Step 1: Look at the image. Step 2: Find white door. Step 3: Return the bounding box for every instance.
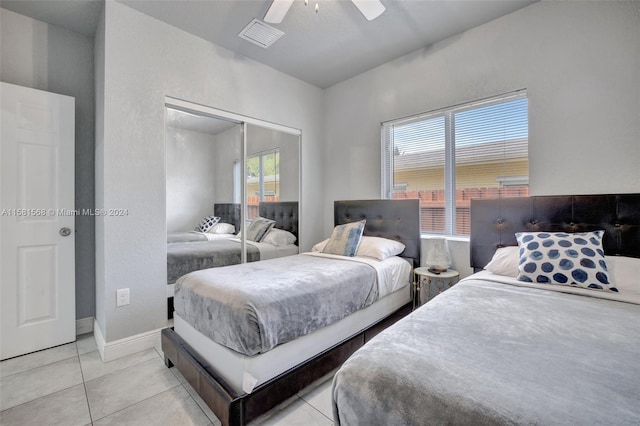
[1,82,75,360]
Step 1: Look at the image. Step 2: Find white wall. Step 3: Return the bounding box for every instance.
[166,127,217,233]
[0,8,97,320]
[323,1,640,277]
[95,1,324,342]
[213,125,242,203]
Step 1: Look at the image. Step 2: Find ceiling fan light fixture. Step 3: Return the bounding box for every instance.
[264,0,295,24]
[351,0,386,21]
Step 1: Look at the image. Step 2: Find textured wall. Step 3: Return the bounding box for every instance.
[96,1,324,342]
[0,8,97,320]
[323,1,640,277]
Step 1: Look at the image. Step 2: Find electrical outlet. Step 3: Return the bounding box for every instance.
[116,288,130,307]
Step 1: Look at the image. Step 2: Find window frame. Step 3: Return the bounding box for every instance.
[381,90,528,236]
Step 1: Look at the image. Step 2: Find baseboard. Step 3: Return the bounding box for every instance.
[76,317,94,335]
[93,319,106,361]
[93,320,163,362]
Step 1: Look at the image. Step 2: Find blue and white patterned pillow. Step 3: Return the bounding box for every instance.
[322,220,366,257]
[515,230,617,292]
[194,216,220,233]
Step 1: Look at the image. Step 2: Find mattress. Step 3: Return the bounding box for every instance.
[332,273,640,425]
[174,254,410,356]
[174,284,410,393]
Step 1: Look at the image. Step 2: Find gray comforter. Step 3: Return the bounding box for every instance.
[333,277,640,426]
[167,240,260,284]
[174,254,379,356]
[167,232,209,243]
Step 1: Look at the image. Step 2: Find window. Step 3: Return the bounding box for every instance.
[382,91,528,236]
[246,149,280,219]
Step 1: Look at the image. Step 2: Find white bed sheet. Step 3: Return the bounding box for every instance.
[472,269,640,305]
[174,283,410,393]
[203,233,235,241]
[303,252,411,297]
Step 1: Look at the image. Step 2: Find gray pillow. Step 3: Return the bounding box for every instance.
[322,220,366,257]
[246,217,276,242]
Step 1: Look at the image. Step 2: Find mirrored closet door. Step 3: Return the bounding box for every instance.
[164,98,300,290]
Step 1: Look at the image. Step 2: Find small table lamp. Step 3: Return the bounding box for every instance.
[424,237,450,274]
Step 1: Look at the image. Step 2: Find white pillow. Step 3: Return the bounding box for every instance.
[312,236,405,260]
[262,228,297,246]
[357,236,405,260]
[207,222,235,234]
[484,246,520,277]
[312,238,329,252]
[606,256,640,295]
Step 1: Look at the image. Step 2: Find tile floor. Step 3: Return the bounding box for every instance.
[0,333,335,426]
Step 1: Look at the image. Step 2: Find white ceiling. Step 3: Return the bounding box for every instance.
[0,0,537,89]
[0,0,103,36]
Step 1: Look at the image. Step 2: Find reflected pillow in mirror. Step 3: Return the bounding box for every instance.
[208,222,235,234]
[246,217,276,242]
[195,216,220,233]
[262,228,297,246]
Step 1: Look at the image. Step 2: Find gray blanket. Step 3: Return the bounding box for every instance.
[332,277,640,426]
[167,240,260,284]
[174,254,379,356]
[167,232,208,243]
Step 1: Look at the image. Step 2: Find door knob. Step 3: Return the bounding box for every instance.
[59,227,71,237]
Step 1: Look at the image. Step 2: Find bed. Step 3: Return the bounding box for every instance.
[167,202,299,285]
[167,203,241,244]
[332,193,640,426]
[166,201,299,318]
[161,199,421,426]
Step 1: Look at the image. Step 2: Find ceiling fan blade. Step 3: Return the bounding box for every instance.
[264,0,294,24]
[351,0,385,21]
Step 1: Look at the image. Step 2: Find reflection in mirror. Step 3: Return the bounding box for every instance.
[165,107,244,318]
[166,108,241,234]
[245,124,300,221]
[164,104,301,318]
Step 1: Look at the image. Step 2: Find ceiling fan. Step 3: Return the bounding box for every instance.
[264,0,386,23]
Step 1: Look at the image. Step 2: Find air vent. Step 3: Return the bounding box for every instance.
[238,19,284,48]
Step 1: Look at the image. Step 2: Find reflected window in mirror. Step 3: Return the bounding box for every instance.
[247,148,280,220]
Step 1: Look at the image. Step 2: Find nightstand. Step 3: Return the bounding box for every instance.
[413,267,460,308]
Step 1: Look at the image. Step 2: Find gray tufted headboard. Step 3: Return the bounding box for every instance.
[470,194,640,272]
[259,201,299,245]
[214,203,241,233]
[334,199,421,268]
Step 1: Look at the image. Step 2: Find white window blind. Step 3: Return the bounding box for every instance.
[382,91,528,236]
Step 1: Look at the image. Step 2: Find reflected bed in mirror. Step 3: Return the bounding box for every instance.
[166,202,299,318]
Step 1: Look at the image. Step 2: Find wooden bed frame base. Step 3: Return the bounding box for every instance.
[161,302,412,426]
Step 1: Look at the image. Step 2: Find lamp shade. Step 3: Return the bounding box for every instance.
[424,238,450,273]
